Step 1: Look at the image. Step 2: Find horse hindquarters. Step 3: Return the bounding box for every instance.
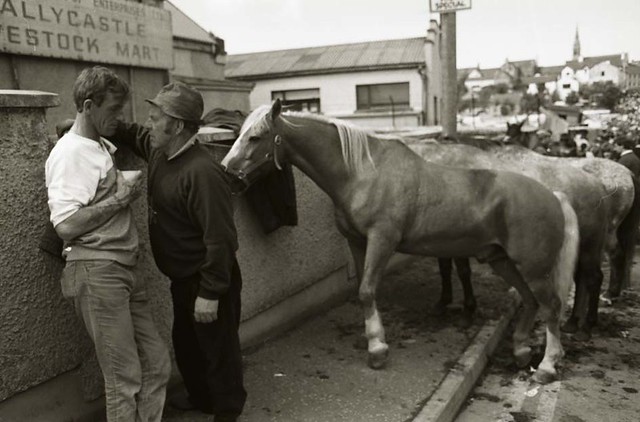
[533,192,580,383]
[609,175,640,298]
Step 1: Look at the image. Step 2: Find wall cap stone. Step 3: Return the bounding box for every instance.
[0,90,60,109]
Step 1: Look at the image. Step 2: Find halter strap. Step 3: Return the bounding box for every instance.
[225,133,285,194]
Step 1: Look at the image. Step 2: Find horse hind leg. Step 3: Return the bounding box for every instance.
[454,257,475,328]
[488,258,539,368]
[529,281,565,384]
[433,258,454,315]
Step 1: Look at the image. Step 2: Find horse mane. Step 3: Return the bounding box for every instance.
[238,105,272,140]
[280,111,376,174]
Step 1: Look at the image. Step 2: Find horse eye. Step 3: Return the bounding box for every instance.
[249,136,260,142]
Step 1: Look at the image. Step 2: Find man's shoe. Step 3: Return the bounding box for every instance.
[167,392,197,411]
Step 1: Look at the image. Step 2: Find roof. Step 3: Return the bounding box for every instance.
[165,1,213,44]
[538,65,565,76]
[565,54,626,70]
[226,37,427,80]
[522,74,557,84]
[545,104,583,115]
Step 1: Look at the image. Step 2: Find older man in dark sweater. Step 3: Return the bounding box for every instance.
[618,137,640,179]
[110,82,246,422]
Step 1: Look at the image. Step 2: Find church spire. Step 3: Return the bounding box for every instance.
[573,26,581,61]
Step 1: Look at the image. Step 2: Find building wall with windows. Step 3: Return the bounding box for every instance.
[248,69,423,128]
[227,22,442,129]
[589,61,623,85]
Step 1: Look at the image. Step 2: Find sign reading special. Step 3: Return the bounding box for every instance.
[0,0,173,69]
[429,0,472,13]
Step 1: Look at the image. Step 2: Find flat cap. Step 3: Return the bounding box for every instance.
[146,82,203,123]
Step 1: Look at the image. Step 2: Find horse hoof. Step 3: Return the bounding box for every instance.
[368,348,389,369]
[573,329,592,342]
[561,319,578,334]
[514,347,532,368]
[532,368,557,384]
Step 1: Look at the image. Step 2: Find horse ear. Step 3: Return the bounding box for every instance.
[270,99,282,121]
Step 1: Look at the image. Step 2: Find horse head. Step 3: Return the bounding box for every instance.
[221,99,285,194]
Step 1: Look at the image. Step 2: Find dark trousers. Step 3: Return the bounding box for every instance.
[170,260,246,416]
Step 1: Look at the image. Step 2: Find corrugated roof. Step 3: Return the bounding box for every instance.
[165,1,212,44]
[226,38,426,79]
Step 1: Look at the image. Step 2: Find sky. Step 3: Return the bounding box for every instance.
[168,0,640,69]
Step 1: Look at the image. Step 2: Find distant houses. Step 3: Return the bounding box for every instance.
[224,25,635,128]
[458,29,635,103]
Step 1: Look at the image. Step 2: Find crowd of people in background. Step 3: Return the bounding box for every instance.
[529,129,639,161]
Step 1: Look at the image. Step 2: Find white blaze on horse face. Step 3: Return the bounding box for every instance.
[222,106,272,169]
[221,135,245,168]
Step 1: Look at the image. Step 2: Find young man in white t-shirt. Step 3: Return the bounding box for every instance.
[45,66,170,422]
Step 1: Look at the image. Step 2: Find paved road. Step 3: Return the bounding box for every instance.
[162,256,513,422]
[456,251,640,422]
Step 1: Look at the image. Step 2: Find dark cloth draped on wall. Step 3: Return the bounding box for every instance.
[203,108,298,234]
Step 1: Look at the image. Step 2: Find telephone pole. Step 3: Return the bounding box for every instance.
[429,0,471,139]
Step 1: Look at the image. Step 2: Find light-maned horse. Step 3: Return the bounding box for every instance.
[407,139,611,340]
[222,100,580,383]
[505,129,640,325]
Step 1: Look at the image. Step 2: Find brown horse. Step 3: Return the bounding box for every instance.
[222,100,579,383]
[408,140,611,340]
[489,131,640,333]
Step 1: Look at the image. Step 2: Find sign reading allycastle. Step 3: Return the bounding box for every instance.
[0,0,173,69]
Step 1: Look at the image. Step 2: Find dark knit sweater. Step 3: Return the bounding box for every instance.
[111,122,238,300]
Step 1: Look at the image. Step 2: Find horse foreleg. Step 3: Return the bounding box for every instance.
[488,258,539,368]
[454,258,475,328]
[433,258,454,315]
[358,234,397,370]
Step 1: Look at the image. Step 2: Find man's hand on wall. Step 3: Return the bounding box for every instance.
[194,297,219,323]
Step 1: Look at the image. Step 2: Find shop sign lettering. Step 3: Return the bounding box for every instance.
[0,0,173,69]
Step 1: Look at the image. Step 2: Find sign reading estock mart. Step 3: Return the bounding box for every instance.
[429,0,472,13]
[0,0,173,69]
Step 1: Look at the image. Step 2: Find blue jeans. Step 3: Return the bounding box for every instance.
[61,260,171,422]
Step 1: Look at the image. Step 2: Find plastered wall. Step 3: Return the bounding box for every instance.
[0,90,349,405]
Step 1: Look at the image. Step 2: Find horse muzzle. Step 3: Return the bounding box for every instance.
[223,155,275,195]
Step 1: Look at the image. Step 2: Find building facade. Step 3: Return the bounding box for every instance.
[0,0,251,135]
[225,20,443,128]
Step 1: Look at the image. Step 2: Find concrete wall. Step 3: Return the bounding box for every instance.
[0,55,169,137]
[0,90,350,414]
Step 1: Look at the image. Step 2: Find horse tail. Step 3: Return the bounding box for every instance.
[552,191,580,314]
[616,175,640,289]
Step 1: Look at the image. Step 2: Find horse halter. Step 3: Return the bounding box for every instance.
[225,134,284,195]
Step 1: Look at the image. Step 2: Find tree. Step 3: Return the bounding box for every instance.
[520,93,540,113]
[565,91,580,105]
[579,81,623,110]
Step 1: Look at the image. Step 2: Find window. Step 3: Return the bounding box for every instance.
[272,89,320,113]
[562,83,571,89]
[356,82,410,111]
[601,71,606,76]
